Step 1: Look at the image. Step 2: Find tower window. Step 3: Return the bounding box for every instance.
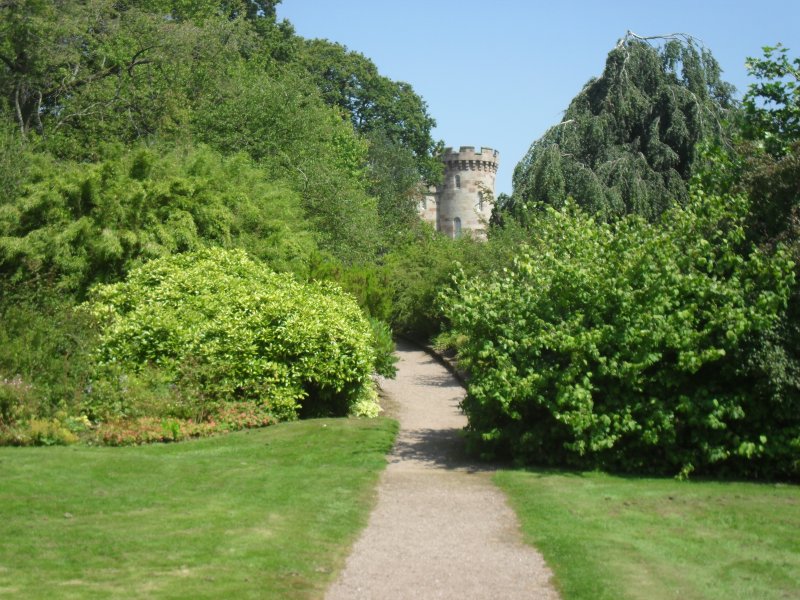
[455,175,461,189]
[454,217,462,238]
[478,192,484,211]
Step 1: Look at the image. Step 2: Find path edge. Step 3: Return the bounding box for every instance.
[394,334,469,386]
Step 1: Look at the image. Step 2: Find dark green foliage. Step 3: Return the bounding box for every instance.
[0,145,316,294]
[366,131,428,248]
[1,1,385,265]
[368,318,399,379]
[121,0,283,23]
[0,117,31,200]
[0,283,97,423]
[512,34,735,222]
[695,46,800,461]
[696,45,800,251]
[308,253,393,322]
[734,45,800,255]
[0,1,286,151]
[298,39,443,184]
[385,225,469,339]
[192,62,381,263]
[442,194,797,479]
[1,0,192,145]
[384,222,526,339]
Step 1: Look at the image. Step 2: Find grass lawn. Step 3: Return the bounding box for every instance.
[496,469,800,600]
[0,418,397,599]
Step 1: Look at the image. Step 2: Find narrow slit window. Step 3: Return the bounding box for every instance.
[454,217,462,238]
[455,175,461,189]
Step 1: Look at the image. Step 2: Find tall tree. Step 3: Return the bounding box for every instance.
[298,39,442,184]
[365,130,425,247]
[738,44,800,248]
[696,45,800,412]
[511,33,736,222]
[192,61,381,263]
[0,0,166,138]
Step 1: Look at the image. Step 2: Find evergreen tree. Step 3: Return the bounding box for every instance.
[512,33,736,222]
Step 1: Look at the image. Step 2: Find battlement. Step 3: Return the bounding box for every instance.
[442,146,500,164]
[442,146,499,173]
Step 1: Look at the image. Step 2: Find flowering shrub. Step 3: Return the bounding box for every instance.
[90,401,277,446]
[0,376,34,426]
[214,401,276,431]
[0,400,278,447]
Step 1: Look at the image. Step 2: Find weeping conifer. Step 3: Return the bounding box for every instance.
[512,33,736,222]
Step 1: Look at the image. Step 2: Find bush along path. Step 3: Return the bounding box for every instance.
[326,340,559,599]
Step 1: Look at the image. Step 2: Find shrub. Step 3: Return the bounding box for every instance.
[309,253,394,323]
[385,221,527,340]
[442,193,798,479]
[0,377,36,427]
[0,412,86,446]
[0,145,317,294]
[83,248,379,421]
[386,225,472,338]
[0,283,97,421]
[368,318,399,378]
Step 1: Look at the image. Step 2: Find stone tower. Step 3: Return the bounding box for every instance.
[420,146,500,239]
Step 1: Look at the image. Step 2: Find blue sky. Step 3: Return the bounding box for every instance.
[278,1,800,195]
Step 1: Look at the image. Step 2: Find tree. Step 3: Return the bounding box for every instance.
[512,33,735,222]
[365,130,425,248]
[695,45,800,418]
[735,44,800,249]
[192,61,381,263]
[740,44,800,155]
[0,0,285,155]
[298,39,442,184]
[0,0,165,138]
[113,0,281,23]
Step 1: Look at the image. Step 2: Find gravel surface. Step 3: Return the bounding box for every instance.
[326,340,559,599]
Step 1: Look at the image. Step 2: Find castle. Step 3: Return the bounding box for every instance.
[418,146,500,239]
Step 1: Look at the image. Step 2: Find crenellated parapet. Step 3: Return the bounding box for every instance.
[417,143,499,240]
[441,146,500,174]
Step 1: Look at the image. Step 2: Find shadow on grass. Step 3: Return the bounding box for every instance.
[495,462,800,489]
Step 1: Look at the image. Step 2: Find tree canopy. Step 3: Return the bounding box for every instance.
[510,33,736,223]
[298,39,442,185]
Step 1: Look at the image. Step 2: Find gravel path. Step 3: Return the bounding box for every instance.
[325,340,559,599]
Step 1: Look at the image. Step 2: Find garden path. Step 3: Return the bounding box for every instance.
[325,340,559,599]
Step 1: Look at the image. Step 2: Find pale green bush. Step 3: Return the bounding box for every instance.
[83,248,379,420]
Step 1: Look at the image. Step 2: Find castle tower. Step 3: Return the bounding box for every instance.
[437,146,499,239]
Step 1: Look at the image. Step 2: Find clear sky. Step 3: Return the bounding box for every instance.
[277,1,800,195]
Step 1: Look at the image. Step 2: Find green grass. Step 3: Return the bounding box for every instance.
[0,418,397,599]
[496,470,800,600]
